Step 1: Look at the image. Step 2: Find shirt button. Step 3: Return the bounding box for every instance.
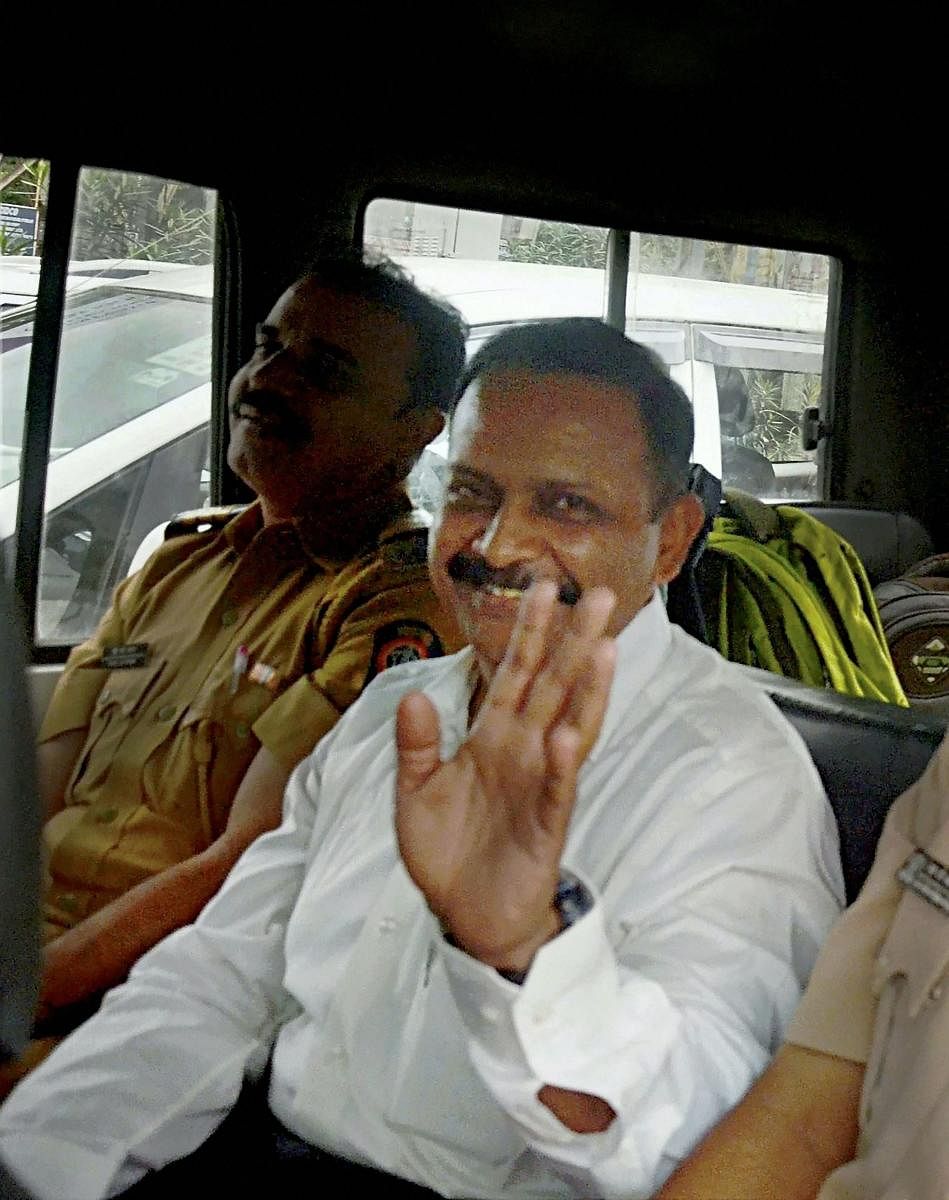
[94,807,119,824]
[221,608,239,627]
[930,983,943,1003]
[58,894,79,913]
[479,1004,501,1024]
[234,721,250,739]
[531,1005,553,1026]
[377,917,399,934]
[157,703,177,721]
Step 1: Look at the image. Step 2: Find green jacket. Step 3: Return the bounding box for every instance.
[698,491,908,706]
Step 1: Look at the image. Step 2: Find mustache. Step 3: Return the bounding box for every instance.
[446,553,580,606]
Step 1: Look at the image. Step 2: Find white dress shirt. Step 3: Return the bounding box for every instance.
[0,593,844,1200]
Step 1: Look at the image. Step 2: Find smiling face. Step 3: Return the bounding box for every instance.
[227,276,440,525]
[429,368,704,682]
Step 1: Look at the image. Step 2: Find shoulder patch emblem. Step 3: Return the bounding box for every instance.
[367,621,444,682]
[381,531,429,570]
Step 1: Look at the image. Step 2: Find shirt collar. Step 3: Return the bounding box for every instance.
[426,589,672,761]
[222,501,265,552]
[593,589,671,753]
[222,495,416,569]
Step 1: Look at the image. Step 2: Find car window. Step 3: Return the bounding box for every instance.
[365,199,834,511]
[0,159,218,647]
[1,287,212,483]
[35,426,210,643]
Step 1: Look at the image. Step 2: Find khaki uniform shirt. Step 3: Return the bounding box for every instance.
[40,500,460,938]
[788,729,949,1200]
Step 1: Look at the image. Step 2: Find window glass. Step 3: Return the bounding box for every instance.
[364,200,608,514]
[365,201,834,514]
[0,161,217,645]
[627,235,831,500]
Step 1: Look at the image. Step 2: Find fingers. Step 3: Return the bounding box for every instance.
[560,635,617,761]
[481,580,559,714]
[520,585,616,730]
[395,691,443,798]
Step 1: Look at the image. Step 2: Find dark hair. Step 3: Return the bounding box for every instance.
[455,317,694,510]
[302,250,467,414]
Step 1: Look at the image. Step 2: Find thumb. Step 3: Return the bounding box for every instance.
[396,691,443,797]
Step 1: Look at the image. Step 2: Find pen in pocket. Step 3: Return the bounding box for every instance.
[230,644,250,695]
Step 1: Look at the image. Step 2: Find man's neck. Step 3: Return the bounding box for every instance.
[259,484,411,559]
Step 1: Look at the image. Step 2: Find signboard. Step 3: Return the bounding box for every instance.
[0,204,38,252]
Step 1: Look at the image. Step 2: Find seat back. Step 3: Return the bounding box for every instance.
[794,503,934,587]
[742,665,946,902]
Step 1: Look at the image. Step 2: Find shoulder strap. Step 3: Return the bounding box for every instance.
[163,504,249,540]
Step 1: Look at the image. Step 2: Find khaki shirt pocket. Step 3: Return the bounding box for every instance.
[862,884,949,1140]
[178,672,278,842]
[67,659,167,797]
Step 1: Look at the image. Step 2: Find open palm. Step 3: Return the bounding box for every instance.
[395,582,616,972]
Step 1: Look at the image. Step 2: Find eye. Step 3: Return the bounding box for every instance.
[444,478,496,510]
[546,491,603,523]
[298,354,352,394]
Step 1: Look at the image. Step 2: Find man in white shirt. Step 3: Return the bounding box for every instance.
[0,317,844,1200]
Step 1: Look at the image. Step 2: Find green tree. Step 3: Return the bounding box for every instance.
[72,171,214,264]
[506,221,607,268]
[0,157,49,255]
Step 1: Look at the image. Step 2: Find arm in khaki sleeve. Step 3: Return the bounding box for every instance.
[38,729,86,822]
[254,571,461,769]
[38,746,290,1017]
[655,1043,864,1200]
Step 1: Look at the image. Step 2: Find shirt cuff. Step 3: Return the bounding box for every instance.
[441,899,620,1074]
[440,873,680,1117]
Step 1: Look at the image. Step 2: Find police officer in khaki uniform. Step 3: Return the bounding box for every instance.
[656,731,949,1200]
[16,252,466,1070]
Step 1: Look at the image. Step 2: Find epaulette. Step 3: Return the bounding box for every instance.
[164,505,249,540]
[377,509,431,569]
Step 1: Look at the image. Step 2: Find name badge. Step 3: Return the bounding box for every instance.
[898,849,949,916]
[99,643,150,670]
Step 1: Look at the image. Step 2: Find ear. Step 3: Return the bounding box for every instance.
[652,492,706,587]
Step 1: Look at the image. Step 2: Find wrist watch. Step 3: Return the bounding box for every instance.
[497,870,593,985]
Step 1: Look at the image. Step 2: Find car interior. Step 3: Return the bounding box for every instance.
[2,9,947,1186]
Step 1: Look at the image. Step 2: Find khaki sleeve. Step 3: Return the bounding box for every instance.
[788,731,949,1062]
[253,569,461,770]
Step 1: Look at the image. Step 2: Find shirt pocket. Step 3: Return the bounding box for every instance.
[863,884,949,1133]
[178,672,278,840]
[69,659,167,794]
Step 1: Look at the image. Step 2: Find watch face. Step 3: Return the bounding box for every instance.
[555,873,593,928]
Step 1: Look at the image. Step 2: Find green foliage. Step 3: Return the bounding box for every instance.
[72,171,214,264]
[0,160,214,265]
[0,157,48,255]
[506,221,607,268]
[739,369,821,462]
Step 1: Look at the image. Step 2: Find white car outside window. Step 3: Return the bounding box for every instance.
[0,265,213,643]
[398,256,829,515]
